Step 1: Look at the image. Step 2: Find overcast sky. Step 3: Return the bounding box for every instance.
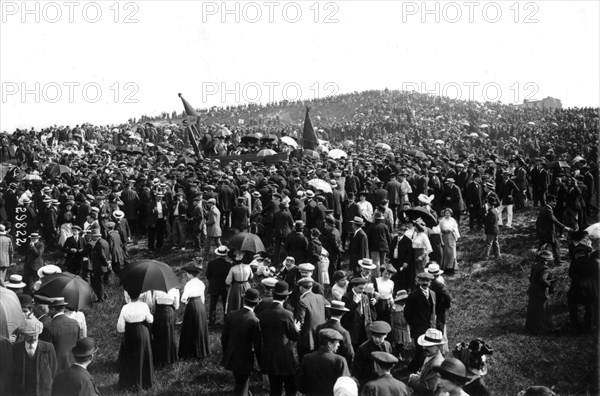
[1,0,598,131]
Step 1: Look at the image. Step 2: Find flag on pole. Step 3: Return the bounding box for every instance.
[178,93,199,117]
[302,107,318,150]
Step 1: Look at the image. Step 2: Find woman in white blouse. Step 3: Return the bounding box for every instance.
[178,265,210,359]
[151,288,180,366]
[412,219,433,273]
[116,290,154,391]
[357,191,374,223]
[225,251,253,314]
[374,264,396,323]
[439,208,461,275]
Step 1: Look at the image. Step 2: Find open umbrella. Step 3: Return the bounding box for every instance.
[405,150,428,160]
[572,155,585,163]
[280,136,298,148]
[0,287,24,338]
[328,149,348,159]
[23,173,42,181]
[316,145,329,153]
[375,143,392,151]
[261,134,278,142]
[403,207,437,228]
[469,132,479,138]
[100,142,116,152]
[175,156,196,166]
[584,223,600,240]
[527,121,536,126]
[38,272,94,311]
[343,140,355,146]
[308,178,333,194]
[241,134,260,144]
[479,124,489,129]
[257,149,277,158]
[434,139,444,144]
[303,149,320,159]
[214,128,231,138]
[120,260,179,295]
[228,232,265,253]
[45,164,71,178]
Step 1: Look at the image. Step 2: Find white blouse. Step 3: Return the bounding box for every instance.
[357,200,373,222]
[117,301,154,333]
[375,277,394,301]
[439,216,460,240]
[411,232,433,254]
[181,277,205,304]
[153,288,181,310]
[65,311,87,338]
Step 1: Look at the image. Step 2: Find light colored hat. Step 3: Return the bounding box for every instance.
[298,263,315,272]
[18,316,44,336]
[333,376,358,396]
[37,265,62,279]
[418,328,446,346]
[0,224,6,235]
[394,290,409,302]
[214,245,229,256]
[418,194,435,205]
[113,210,125,219]
[305,190,315,198]
[358,258,376,270]
[207,198,217,204]
[6,274,26,289]
[328,300,350,312]
[261,277,278,288]
[426,263,444,276]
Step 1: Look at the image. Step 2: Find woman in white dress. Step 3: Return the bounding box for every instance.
[374,264,396,323]
[439,208,460,275]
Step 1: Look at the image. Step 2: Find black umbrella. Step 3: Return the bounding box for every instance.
[38,272,94,311]
[228,232,265,253]
[403,207,437,228]
[120,260,179,296]
[241,134,260,144]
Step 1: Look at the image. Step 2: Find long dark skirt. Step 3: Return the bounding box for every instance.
[179,297,210,359]
[429,233,443,264]
[118,321,154,391]
[526,296,554,334]
[152,304,178,366]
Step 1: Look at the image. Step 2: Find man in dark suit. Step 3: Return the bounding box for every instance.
[297,329,350,396]
[221,289,263,396]
[51,337,100,396]
[40,297,80,372]
[341,277,374,350]
[205,245,232,326]
[86,230,111,303]
[367,212,392,276]
[497,172,518,229]
[536,194,571,266]
[284,221,309,264]
[352,321,393,389]
[258,281,299,396]
[342,192,361,245]
[304,190,318,230]
[12,316,58,396]
[119,180,140,230]
[295,277,328,360]
[530,158,548,207]
[315,300,354,366]
[442,178,463,225]
[146,192,168,251]
[465,172,484,231]
[404,272,437,373]
[390,224,416,293]
[385,174,403,226]
[272,202,294,266]
[362,352,410,396]
[62,226,86,275]
[170,192,188,250]
[321,216,344,281]
[347,216,369,275]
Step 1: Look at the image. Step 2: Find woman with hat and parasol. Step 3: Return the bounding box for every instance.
[526,250,557,334]
[116,288,154,391]
[178,265,210,360]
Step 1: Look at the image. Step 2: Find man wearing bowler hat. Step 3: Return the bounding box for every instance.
[221,288,263,396]
[352,321,393,389]
[258,281,299,396]
[316,300,354,366]
[41,297,81,372]
[362,351,410,396]
[51,337,100,396]
[404,272,437,373]
[348,216,369,275]
[297,329,350,396]
[12,316,58,396]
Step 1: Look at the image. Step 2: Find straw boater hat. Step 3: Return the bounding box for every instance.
[394,290,409,302]
[426,263,444,276]
[6,274,26,289]
[18,316,44,336]
[350,216,365,226]
[327,300,350,313]
[214,245,229,256]
[418,328,447,347]
[113,210,125,219]
[358,258,376,270]
[37,264,62,279]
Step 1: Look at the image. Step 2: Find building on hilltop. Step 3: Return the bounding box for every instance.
[520,97,563,110]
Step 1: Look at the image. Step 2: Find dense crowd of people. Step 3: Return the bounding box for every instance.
[0,89,598,395]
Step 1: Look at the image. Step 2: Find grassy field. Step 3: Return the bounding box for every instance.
[20,208,599,396]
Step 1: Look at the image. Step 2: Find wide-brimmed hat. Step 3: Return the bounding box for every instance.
[537,250,554,261]
[30,233,41,239]
[394,290,409,302]
[435,357,469,385]
[243,288,260,304]
[373,212,384,220]
[113,210,125,219]
[426,263,444,276]
[18,316,44,336]
[214,245,229,256]
[37,264,62,279]
[72,337,99,357]
[0,224,6,235]
[358,258,376,270]
[273,281,292,296]
[350,216,365,226]
[418,328,446,346]
[305,190,315,198]
[328,300,350,313]
[445,178,455,184]
[182,265,201,275]
[6,274,26,289]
